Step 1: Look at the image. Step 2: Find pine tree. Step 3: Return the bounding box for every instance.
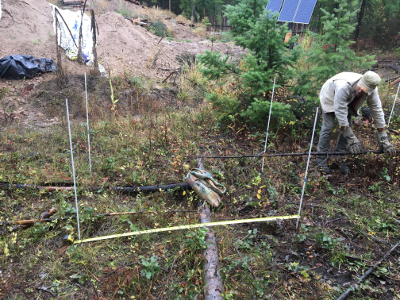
[198,0,300,126]
[225,0,300,94]
[295,0,376,97]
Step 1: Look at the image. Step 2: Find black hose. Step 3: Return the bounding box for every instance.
[190,149,388,159]
[106,183,190,193]
[0,182,191,194]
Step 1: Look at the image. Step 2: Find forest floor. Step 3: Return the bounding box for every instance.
[1,1,400,300]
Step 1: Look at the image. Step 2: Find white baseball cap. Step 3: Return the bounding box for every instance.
[357,71,381,93]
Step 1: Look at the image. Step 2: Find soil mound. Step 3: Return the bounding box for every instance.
[0,0,244,79]
[0,0,179,79]
[95,11,179,78]
[0,0,245,128]
[0,0,56,61]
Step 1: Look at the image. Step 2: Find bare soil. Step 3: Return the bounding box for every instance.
[0,0,244,128]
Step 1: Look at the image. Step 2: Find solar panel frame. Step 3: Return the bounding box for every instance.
[293,0,317,24]
[266,0,284,14]
[278,0,300,22]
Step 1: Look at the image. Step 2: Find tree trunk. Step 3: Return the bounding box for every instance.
[199,204,224,300]
[191,0,194,24]
[169,0,171,12]
[354,0,366,42]
[90,9,100,76]
[197,159,224,300]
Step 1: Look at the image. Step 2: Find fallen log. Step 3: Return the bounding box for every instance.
[384,75,400,83]
[391,76,400,86]
[62,1,83,6]
[160,68,180,71]
[388,128,400,135]
[197,159,224,300]
[131,18,148,26]
[162,70,179,83]
[125,0,141,4]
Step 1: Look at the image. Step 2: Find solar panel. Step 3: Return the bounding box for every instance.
[278,0,300,22]
[293,0,317,24]
[266,0,284,14]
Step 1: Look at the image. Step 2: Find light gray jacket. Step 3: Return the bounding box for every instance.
[319,72,386,128]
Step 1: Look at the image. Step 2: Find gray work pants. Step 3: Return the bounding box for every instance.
[316,111,352,166]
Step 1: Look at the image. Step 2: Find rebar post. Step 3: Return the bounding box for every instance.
[84,73,92,172]
[66,99,81,240]
[388,82,400,126]
[296,107,319,229]
[262,77,276,173]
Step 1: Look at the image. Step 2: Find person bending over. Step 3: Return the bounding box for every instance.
[316,71,396,174]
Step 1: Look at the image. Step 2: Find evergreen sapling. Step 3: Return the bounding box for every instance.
[198,0,300,127]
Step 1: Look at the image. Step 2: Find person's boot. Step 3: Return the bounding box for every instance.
[316,157,331,175]
[320,165,332,175]
[339,161,350,175]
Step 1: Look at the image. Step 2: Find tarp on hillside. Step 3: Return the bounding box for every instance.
[51,5,106,76]
[51,5,94,62]
[0,55,56,79]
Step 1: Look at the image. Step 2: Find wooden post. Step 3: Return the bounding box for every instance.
[55,14,66,88]
[77,0,89,64]
[90,9,100,75]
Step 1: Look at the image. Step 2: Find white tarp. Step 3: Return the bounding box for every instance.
[51,5,106,76]
[51,5,94,62]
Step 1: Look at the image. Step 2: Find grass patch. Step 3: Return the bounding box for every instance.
[1,69,400,299]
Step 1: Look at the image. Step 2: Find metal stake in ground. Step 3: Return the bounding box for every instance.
[84,73,92,172]
[388,82,400,126]
[66,99,81,240]
[262,77,276,173]
[296,107,319,229]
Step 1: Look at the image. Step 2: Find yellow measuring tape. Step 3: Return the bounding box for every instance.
[74,215,299,244]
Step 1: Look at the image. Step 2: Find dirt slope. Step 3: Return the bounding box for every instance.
[0,0,244,78]
[0,0,56,60]
[95,11,179,78]
[0,0,244,128]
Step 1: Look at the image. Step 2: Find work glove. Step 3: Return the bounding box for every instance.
[342,128,363,154]
[377,131,396,157]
